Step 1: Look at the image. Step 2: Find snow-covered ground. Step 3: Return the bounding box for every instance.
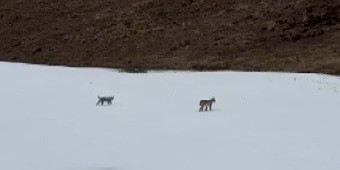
[0,62,339,170]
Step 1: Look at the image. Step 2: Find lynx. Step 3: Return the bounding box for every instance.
[96,96,114,106]
[199,97,216,112]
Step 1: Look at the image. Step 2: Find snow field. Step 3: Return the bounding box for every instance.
[0,62,339,170]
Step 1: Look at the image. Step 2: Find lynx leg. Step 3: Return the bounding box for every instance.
[199,106,204,112]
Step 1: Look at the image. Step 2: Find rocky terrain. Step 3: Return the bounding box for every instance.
[0,0,339,74]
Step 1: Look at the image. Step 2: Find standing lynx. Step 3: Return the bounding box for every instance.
[199,97,216,112]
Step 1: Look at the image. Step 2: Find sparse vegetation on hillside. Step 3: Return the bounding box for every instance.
[0,0,339,74]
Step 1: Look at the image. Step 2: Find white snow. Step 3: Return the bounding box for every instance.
[0,62,339,170]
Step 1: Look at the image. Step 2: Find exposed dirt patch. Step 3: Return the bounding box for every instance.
[0,0,339,74]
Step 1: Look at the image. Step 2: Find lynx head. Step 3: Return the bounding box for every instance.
[211,97,216,103]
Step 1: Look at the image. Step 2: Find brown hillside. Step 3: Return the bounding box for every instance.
[0,0,339,74]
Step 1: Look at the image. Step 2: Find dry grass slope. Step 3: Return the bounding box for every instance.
[0,0,339,74]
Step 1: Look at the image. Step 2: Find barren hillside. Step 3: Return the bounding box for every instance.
[0,0,339,74]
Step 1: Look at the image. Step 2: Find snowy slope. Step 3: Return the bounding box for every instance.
[0,62,339,170]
